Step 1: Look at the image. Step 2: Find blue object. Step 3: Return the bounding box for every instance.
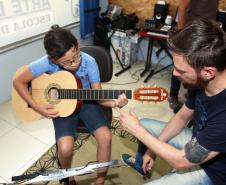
[79,0,100,38]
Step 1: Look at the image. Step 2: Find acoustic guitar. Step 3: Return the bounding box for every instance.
[12,66,168,122]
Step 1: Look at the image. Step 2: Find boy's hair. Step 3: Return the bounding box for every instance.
[168,19,226,72]
[44,25,78,59]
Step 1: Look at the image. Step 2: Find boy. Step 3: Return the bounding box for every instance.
[13,25,128,185]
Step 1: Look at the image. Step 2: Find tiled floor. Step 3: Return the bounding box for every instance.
[0,61,182,184]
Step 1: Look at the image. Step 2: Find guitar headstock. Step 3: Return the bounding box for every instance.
[133,87,168,102]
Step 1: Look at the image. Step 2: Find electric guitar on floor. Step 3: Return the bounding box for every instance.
[12,66,168,122]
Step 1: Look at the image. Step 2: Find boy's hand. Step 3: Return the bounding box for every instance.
[33,104,59,119]
[114,93,128,108]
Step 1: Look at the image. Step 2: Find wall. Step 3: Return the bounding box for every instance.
[0,0,108,104]
[109,0,226,22]
[0,0,80,48]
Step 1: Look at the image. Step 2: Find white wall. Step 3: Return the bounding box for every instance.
[0,0,80,48]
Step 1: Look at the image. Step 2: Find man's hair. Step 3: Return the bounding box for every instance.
[168,19,226,72]
[44,25,78,59]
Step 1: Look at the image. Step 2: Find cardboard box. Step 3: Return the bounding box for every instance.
[110,31,139,66]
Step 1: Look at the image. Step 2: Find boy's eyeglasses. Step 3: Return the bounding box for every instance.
[58,53,81,68]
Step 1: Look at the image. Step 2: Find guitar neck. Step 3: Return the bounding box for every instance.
[58,89,133,100]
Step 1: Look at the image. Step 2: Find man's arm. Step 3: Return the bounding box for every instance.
[116,106,219,170]
[142,104,194,171]
[135,123,219,169]
[177,0,191,29]
[158,104,193,142]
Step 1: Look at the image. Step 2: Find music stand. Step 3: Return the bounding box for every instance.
[106,30,131,76]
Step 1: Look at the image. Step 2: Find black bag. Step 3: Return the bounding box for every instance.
[93,17,111,50]
[111,13,138,30]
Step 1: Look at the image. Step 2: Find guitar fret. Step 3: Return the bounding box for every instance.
[75,89,78,99]
[104,90,107,99]
[109,90,113,99]
[90,89,94,100]
[95,89,97,99]
[127,90,132,99]
[100,90,103,99]
[61,89,63,99]
[66,89,69,99]
[87,89,89,100]
[79,89,82,100]
[114,90,118,98]
[87,89,90,100]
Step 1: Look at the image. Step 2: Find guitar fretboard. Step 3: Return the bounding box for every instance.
[58,89,133,100]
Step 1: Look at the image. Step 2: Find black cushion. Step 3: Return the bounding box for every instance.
[80,46,113,82]
[78,46,113,133]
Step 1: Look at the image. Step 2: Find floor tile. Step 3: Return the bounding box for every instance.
[0,118,14,138]
[0,100,21,126]
[9,144,52,183]
[0,176,8,184]
[18,118,55,146]
[0,128,47,181]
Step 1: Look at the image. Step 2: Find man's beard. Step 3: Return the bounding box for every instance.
[182,76,209,90]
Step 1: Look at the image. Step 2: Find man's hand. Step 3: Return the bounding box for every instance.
[33,104,59,119]
[142,150,156,174]
[115,107,142,136]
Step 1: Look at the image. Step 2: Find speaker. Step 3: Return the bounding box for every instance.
[217,10,226,31]
[154,3,169,23]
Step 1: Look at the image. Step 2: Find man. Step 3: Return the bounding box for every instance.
[168,0,219,113]
[118,19,226,185]
[13,25,128,185]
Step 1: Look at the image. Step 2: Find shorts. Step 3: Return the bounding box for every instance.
[52,101,110,140]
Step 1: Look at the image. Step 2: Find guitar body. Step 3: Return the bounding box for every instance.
[12,66,80,122]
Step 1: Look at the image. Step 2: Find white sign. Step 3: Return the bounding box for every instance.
[0,0,79,48]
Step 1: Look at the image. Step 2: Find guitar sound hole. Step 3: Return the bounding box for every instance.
[48,87,59,101]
